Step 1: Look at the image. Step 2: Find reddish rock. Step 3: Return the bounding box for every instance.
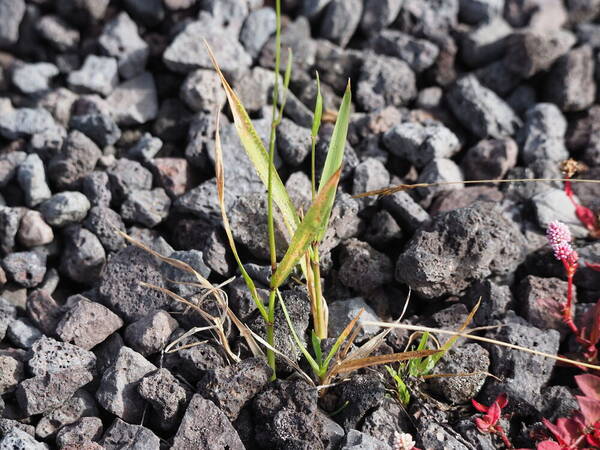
[151,157,190,197]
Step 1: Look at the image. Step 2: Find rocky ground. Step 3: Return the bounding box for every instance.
[0,0,600,449]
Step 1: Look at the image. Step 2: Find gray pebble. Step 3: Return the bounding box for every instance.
[48,130,102,190]
[459,0,504,24]
[81,171,112,207]
[138,368,189,431]
[68,55,119,97]
[0,0,26,46]
[0,429,48,450]
[56,416,103,448]
[0,105,57,140]
[240,7,277,58]
[179,69,226,113]
[7,318,42,348]
[127,132,163,161]
[277,118,311,167]
[11,63,59,95]
[60,225,106,283]
[124,310,178,356]
[17,210,54,248]
[36,14,79,52]
[461,138,518,180]
[36,389,98,439]
[40,192,91,227]
[320,0,363,48]
[107,72,158,126]
[370,30,439,73]
[328,297,381,342]
[17,153,52,207]
[2,251,46,288]
[99,418,159,450]
[360,0,403,36]
[98,12,149,79]
[120,188,171,228]
[107,158,153,202]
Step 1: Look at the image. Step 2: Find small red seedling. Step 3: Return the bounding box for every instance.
[472,393,515,448]
[537,374,600,449]
[561,160,600,239]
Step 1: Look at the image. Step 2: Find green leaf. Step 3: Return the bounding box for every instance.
[278,48,293,119]
[311,72,323,138]
[270,168,342,290]
[278,290,320,373]
[205,41,300,237]
[311,330,323,367]
[316,80,351,241]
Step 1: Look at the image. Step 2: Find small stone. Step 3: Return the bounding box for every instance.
[162,249,210,298]
[447,75,521,139]
[302,0,333,17]
[428,343,490,403]
[98,12,149,79]
[460,17,512,68]
[138,368,189,431]
[332,373,385,431]
[396,0,459,42]
[34,390,97,438]
[57,298,123,350]
[364,210,403,250]
[127,133,163,162]
[328,297,381,341]
[152,98,192,142]
[83,206,126,253]
[0,297,17,341]
[56,417,103,448]
[37,14,79,51]
[0,150,26,187]
[0,429,47,450]
[60,225,106,283]
[11,63,59,95]
[416,158,464,205]
[360,0,403,35]
[25,289,62,336]
[150,157,190,197]
[40,192,91,227]
[164,0,196,9]
[48,130,102,190]
[17,153,52,207]
[81,171,111,207]
[383,121,461,168]
[360,398,410,448]
[163,17,252,80]
[197,358,272,421]
[341,430,391,450]
[163,337,226,384]
[533,188,589,238]
[29,336,96,378]
[172,395,244,449]
[16,368,93,415]
[120,188,171,228]
[107,72,158,126]
[0,354,24,394]
[97,245,171,323]
[56,0,109,25]
[320,0,363,48]
[545,45,596,112]
[277,118,311,167]
[107,158,153,202]
[70,113,122,148]
[370,30,439,73]
[518,103,568,164]
[0,105,57,140]
[240,8,277,58]
[96,346,157,423]
[352,158,390,208]
[99,418,159,450]
[338,239,393,294]
[17,210,53,248]
[459,0,504,23]
[2,251,46,288]
[228,193,290,261]
[504,29,576,78]
[461,138,518,180]
[285,171,312,213]
[67,55,118,97]
[0,0,26,46]
[357,55,416,112]
[430,186,503,215]
[123,310,178,356]
[396,201,526,298]
[0,207,23,255]
[7,318,42,348]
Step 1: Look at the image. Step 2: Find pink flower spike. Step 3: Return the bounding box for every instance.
[552,242,574,262]
[546,221,572,247]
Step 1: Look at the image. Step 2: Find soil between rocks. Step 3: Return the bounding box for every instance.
[0,0,599,449]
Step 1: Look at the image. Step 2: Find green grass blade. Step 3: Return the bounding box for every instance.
[311,72,323,138]
[278,290,320,372]
[278,48,293,120]
[214,113,268,321]
[270,168,341,290]
[311,330,323,367]
[205,41,300,236]
[316,80,351,241]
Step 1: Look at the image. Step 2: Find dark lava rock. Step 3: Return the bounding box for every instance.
[197,357,272,421]
[396,201,526,299]
[97,245,171,323]
[253,378,324,449]
[138,368,190,431]
[172,394,244,450]
[60,225,106,284]
[333,373,386,431]
[123,310,178,356]
[2,251,46,288]
[99,418,159,450]
[338,238,394,294]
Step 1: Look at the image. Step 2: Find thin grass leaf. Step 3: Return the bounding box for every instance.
[311,330,323,367]
[327,350,440,379]
[311,72,323,138]
[205,41,300,236]
[316,80,351,241]
[214,113,268,321]
[278,48,293,119]
[322,308,364,372]
[270,168,342,289]
[278,290,320,372]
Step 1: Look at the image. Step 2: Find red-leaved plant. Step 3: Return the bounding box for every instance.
[472,393,515,448]
[537,374,600,449]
